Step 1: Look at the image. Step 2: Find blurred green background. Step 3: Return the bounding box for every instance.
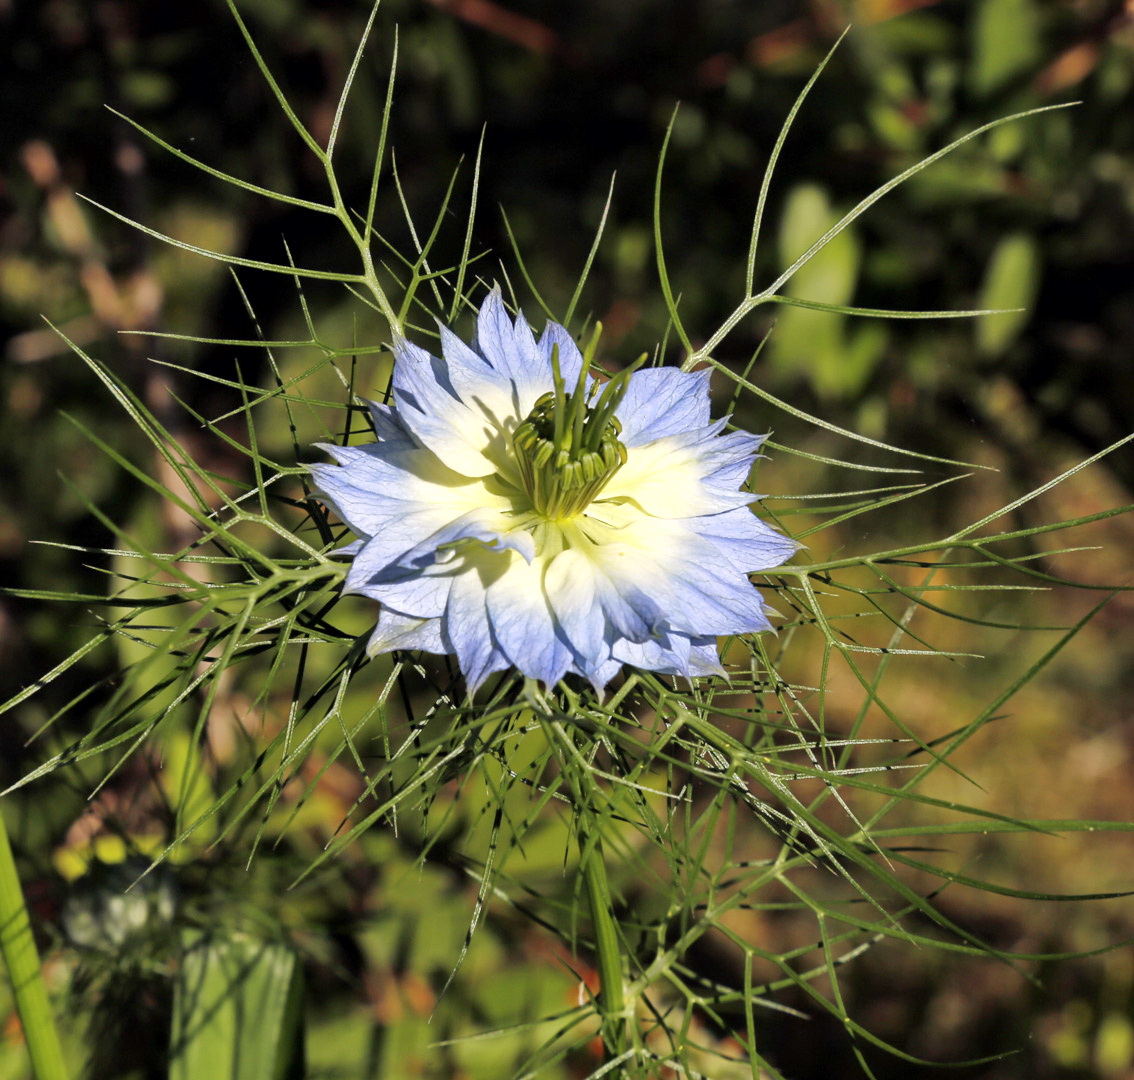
[2,0,1134,1077]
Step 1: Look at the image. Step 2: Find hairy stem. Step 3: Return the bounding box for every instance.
[0,809,68,1080]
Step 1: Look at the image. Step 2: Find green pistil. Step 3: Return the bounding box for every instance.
[512,327,645,520]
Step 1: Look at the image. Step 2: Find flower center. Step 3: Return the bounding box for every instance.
[513,394,626,519]
[511,326,644,521]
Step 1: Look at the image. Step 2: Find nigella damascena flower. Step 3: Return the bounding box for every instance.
[309,288,797,692]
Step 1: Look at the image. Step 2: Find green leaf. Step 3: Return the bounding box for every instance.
[970,0,1043,97]
[170,932,305,1080]
[977,232,1040,355]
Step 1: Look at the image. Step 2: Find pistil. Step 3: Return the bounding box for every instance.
[512,327,645,520]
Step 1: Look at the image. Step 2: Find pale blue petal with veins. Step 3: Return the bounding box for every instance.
[308,287,797,691]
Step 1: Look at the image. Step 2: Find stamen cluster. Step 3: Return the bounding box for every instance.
[512,329,642,520]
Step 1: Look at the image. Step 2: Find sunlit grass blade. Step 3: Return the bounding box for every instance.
[765,294,1023,319]
[105,107,334,214]
[763,102,1078,299]
[704,354,988,468]
[77,196,365,282]
[448,126,485,323]
[563,172,616,329]
[222,0,325,159]
[653,108,694,354]
[746,28,850,293]
[365,26,399,240]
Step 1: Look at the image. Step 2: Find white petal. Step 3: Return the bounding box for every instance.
[598,429,755,519]
[543,548,609,667]
[391,337,508,478]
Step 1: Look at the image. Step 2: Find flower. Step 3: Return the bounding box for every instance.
[309,288,796,692]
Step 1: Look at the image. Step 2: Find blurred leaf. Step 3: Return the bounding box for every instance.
[1096,1011,1134,1075]
[161,731,220,848]
[170,932,304,1080]
[977,231,1040,356]
[771,183,887,398]
[970,0,1043,97]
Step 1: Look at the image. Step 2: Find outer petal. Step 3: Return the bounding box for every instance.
[309,442,511,560]
[395,508,537,569]
[697,429,768,491]
[341,507,470,579]
[551,525,667,643]
[536,321,585,387]
[686,638,730,677]
[348,557,458,618]
[366,608,446,656]
[391,336,505,477]
[543,548,609,668]
[572,514,773,637]
[366,400,416,450]
[437,322,543,477]
[691,506,800,576]
[484,552,574,686]
[441,547,513,690]
[613,630,691,675]
[578,655,623,694]
[611,631,726,679]
[330,538,365,557]
[474,288,548,401]
[613,367,711,447]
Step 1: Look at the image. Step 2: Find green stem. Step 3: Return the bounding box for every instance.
[578,826,627,1062]
[0,809,68,1080]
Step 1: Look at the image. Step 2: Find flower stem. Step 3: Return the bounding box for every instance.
[578,825,628,1063]
[0,809,68,1080]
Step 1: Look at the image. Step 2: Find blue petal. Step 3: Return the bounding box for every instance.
[366,400,416,449]
[587,523,772,637]
[612,629,690,674]
[600,421,759,518]
[437,322,524,421]
[309,441,481,539]
[348,558,458,618]
[590,569,667,643]
[614,366,712,447]
[691,507,799,576]
[442,551,513,690]
[474,287,545,394]
[578,655,623,693]
[396,509,536,569]
[484,558,573,686]
[655,558,773,636]
[342,510,453,576]
[612,630,725,680]
[366,607,446,656]
[390,336,500,477]
[698,429,768,490]
[343,511,533,607]
[536,321,585,387]
[543,550,609,667]
[686,638,729,676]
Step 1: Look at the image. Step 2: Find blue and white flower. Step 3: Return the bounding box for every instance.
[309,289,796,691]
